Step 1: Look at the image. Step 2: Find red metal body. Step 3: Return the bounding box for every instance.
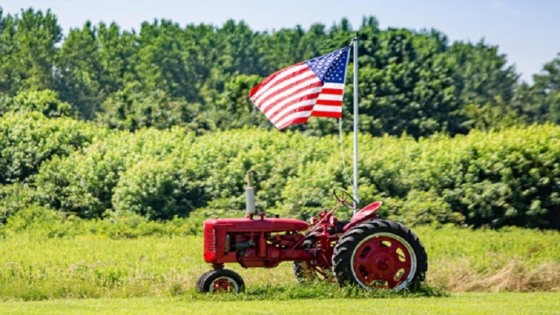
[202,201,381,271]
[203,217,312,268]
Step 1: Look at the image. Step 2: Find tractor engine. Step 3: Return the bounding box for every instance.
[203,216,312,268]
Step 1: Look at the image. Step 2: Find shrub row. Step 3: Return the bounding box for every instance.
[0,112,105,185]
[1,113,559,229]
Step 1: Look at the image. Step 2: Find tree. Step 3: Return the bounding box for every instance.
[530,54,560,124]
[56,21,102,119]
[446,40,520,131]
[206,74,271,130]
[56,21,137,119]
[97,82,210,133]
[339,27,460,138]
[0,8,61,94]
[134,20,200,103]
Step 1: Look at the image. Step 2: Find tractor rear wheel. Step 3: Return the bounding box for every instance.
[332,220,427,291]
[196,269,245,293]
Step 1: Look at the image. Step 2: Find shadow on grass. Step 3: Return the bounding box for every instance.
[181,281,449,301]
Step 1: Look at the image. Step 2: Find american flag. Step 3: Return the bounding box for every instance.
[249,46,351,130]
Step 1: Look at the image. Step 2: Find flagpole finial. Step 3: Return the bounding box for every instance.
[350,34,358,46]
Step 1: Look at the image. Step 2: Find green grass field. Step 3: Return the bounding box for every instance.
[1,293,559,315]
[1,225,559,301]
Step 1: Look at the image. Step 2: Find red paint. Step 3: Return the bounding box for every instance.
[204,217,309,233]
[352,235,412,289]
[343,201,382,232]
[211,278,235,292]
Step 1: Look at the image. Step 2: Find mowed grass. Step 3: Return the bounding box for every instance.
[1,293,559,315]
[0,225,559,301]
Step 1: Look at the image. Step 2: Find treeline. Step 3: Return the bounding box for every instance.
[1,8,559,137]
[1,113,559,230]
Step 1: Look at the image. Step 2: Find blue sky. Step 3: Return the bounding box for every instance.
[2,0,559,83]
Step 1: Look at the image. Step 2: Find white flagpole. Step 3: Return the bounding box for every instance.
[352,35,359,214]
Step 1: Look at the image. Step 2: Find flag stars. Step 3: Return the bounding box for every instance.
[305,46,349,83]
[305,47,350,80]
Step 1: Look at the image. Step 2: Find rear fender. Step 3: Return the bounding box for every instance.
[342,201,382,232]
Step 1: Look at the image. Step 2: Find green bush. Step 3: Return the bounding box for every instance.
[405,125,560,228]
[35,127,197,218]
[7,90,76,118]
[191,128,339,214]
[112,157,205,220]
[3,206,72,238]
[4,118,560,229]
[0,183,39,224]
[0,112,106,184]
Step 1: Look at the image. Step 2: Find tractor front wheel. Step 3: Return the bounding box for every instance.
[196,269,245,293]
[293,220,350,283]
[332,220,427,291]
[293,231,322,282]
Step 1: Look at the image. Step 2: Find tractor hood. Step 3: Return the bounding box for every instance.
[204,217,309,233]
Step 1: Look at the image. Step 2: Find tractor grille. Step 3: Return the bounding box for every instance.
[203,226,216,260]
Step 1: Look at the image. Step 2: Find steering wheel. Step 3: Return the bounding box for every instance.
[333,189,358,209]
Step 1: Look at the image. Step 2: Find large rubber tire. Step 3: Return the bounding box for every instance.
[332,220,427,291]
[196,269,245,293]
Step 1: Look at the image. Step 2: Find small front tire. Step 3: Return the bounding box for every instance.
[196,269,245,293]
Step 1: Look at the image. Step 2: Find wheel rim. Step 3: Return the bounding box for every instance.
[350,232,417,291]
[209,276,238,293]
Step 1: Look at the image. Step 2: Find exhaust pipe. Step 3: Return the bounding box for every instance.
[246,170,257,218]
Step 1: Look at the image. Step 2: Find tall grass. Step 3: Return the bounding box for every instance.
[415,225,560,292]
[0,225,559,301]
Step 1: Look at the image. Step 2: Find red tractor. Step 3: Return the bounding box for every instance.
[196,170,428,293]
